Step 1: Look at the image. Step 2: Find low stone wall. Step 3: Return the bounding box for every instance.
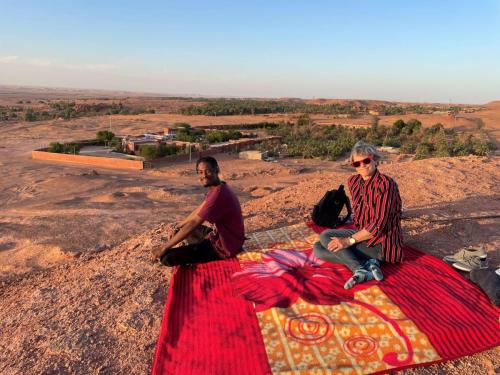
[32,136,281,170]
[32,150,144,170]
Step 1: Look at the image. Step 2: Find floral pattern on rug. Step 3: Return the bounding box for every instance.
[234,225,440,374]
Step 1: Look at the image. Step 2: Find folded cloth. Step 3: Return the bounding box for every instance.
[470,267,500,306]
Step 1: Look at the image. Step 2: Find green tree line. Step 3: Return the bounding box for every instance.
[6,101,156,122]
[0,105,23,121]
[261,115,496,160]
[47,142,81,154]
[139,144,180,160]
[179,99,463,117]
[180,99,359,116]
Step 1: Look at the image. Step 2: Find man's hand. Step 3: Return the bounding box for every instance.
[151,245,167,260]
[150,216,204,263]
[327,237,351,252]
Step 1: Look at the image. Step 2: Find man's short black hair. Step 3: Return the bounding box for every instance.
[196,156,219,171]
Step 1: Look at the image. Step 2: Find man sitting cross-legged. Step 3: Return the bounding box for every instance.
[152,156,245,266]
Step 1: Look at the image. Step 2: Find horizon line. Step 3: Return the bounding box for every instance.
[0,83,495,106]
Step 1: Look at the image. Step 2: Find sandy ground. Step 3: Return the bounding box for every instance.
[0,99,499,374]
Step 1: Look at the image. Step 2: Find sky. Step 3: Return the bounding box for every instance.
[0,0,499,103]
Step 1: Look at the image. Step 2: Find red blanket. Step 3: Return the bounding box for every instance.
[151,223,499,374]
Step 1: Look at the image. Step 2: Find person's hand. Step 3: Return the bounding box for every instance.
[327,237,350,252]
[151,245,166,260]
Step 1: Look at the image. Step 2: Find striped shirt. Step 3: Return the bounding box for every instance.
[348,169,404,263]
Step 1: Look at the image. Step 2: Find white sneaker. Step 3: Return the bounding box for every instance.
[443,247,487,263]
[452,257,489,272]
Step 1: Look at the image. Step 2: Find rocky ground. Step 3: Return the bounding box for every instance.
[0,98,499,374]
[0,153,499,374]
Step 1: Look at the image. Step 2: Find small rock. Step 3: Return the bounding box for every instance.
[93,244,110,253]
[116,322,128,332]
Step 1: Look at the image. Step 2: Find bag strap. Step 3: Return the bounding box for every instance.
[339,195,352,224]
[337,184,352,225]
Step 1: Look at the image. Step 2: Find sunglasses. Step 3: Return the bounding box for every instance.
[351,157,372,168]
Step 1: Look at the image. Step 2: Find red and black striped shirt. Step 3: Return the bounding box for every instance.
[348,169,404,263]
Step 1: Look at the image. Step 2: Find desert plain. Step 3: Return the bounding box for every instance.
[0,87,499,374]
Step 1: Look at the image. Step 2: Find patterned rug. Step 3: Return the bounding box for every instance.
[151,223,499,375]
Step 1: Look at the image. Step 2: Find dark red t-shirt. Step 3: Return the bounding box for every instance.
[197,182,245,258]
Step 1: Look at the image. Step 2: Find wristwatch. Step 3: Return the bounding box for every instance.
[348,237,356,245]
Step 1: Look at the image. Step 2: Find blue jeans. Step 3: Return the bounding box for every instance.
[313,229,383,272]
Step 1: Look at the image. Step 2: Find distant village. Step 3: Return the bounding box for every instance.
[32,123,281,170]
[124,124,279,158]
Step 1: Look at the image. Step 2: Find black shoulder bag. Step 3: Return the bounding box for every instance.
[311,184,352,228]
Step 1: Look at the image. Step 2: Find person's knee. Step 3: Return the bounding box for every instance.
[319,230,338,247]
[319,231,329,245]
[313,241,329,261]
[160,252,174,267]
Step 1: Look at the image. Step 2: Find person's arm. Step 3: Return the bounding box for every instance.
[153,186,222,259]
[152,211,205,259]
[327,229,373,252]
[363,179,399,239]
[177,203,204,229]
[327,175,372,251]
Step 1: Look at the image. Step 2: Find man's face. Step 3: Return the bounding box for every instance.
[196,162,220,187]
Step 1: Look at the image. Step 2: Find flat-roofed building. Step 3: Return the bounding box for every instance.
[122,136,161,153]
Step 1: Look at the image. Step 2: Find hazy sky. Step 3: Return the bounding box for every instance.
[1,0,499,103]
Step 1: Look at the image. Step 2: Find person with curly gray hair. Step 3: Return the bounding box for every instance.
[313,141,404,289]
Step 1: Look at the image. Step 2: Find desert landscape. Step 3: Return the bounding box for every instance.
[0,87,499,374]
